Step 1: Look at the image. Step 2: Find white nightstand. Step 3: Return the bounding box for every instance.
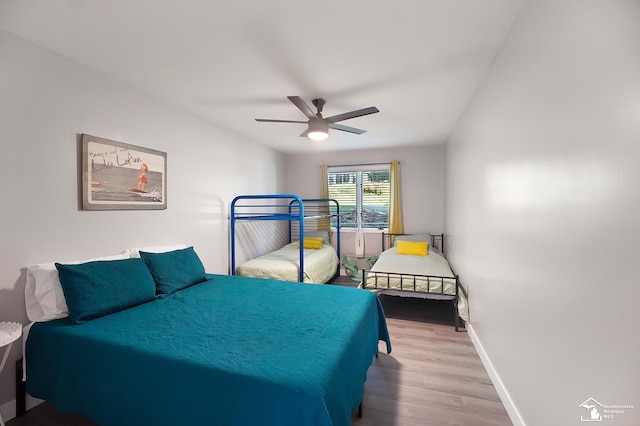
[0,322,22,426]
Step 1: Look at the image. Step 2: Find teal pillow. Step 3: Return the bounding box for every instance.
[139,246,207,295]
[55,258,156,324]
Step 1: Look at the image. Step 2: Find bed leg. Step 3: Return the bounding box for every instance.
[15,359,25,416]
[454,302,459,332]
[358,402,363,418]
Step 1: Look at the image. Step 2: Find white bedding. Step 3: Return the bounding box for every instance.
[362,247,469,323]
[235,242,339,283]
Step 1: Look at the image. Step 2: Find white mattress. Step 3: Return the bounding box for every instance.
[362,247,469,323]
[235,242,339,283]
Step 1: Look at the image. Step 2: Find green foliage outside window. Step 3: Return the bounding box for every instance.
[328,169,390,229]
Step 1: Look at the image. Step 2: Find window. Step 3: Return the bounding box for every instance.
[327,164,390,229]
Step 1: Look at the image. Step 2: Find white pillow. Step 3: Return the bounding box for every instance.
[126,244,188,258]
[25,252,130,322]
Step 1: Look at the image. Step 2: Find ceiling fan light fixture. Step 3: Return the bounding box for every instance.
[308,130,329,141]
[307,119,329,141]
[255,96,379,141]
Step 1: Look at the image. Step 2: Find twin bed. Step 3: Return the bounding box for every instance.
[234,240,339,283]
[19,245,391,426]
[361,233,469,331]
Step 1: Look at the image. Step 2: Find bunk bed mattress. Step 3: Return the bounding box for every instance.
[363,247,469,322]
[26,275,390,426]
[235,242,339,283]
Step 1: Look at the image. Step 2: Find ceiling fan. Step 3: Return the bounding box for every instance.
[255,96,379,141]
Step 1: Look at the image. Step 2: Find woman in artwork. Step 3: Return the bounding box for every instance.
[137,163,148,191]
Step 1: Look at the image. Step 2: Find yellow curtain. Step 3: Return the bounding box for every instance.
[389,160,403,245]
[318,164,331,242]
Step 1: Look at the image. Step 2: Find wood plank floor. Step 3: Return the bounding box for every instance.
[350,296,511,425]
[9,282,511,426]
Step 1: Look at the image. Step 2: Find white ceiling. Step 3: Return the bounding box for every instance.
[0,0,526,154]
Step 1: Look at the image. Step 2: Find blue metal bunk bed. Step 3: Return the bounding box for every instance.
[230,194,341,283]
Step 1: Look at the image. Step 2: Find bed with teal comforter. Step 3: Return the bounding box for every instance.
[26,274,391,426]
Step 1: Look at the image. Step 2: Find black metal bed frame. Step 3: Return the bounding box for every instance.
[361,233,464,331]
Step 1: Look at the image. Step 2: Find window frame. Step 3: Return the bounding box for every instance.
[327,163,391,231]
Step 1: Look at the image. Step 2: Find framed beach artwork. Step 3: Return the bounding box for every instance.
[82,134,167,210]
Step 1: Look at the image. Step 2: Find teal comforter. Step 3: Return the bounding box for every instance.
[26,275,391,426]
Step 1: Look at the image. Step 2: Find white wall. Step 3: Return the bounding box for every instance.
[445,1,640,425]
[0,29,286,414]
[286,145,445,264]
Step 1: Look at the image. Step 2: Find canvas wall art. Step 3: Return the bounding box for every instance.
[82,134,167,210]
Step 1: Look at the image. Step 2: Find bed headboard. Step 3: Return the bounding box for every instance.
[381,233,446,256]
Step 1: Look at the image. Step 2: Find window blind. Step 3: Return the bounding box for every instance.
[327,166,390,229]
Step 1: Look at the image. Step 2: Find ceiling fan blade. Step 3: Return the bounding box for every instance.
[329,123,366,135]
[299,128,311,137]
[326,106,379,123]
[287,96,317,120]
[255,119,308,123]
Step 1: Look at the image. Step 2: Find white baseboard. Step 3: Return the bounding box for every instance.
[467,324,526,426]
[0,395,44,422]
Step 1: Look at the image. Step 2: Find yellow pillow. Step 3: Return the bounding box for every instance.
[296,237,324,250]
[397,240,428,256]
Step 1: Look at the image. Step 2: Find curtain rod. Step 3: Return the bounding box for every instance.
[320,161,403,168]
